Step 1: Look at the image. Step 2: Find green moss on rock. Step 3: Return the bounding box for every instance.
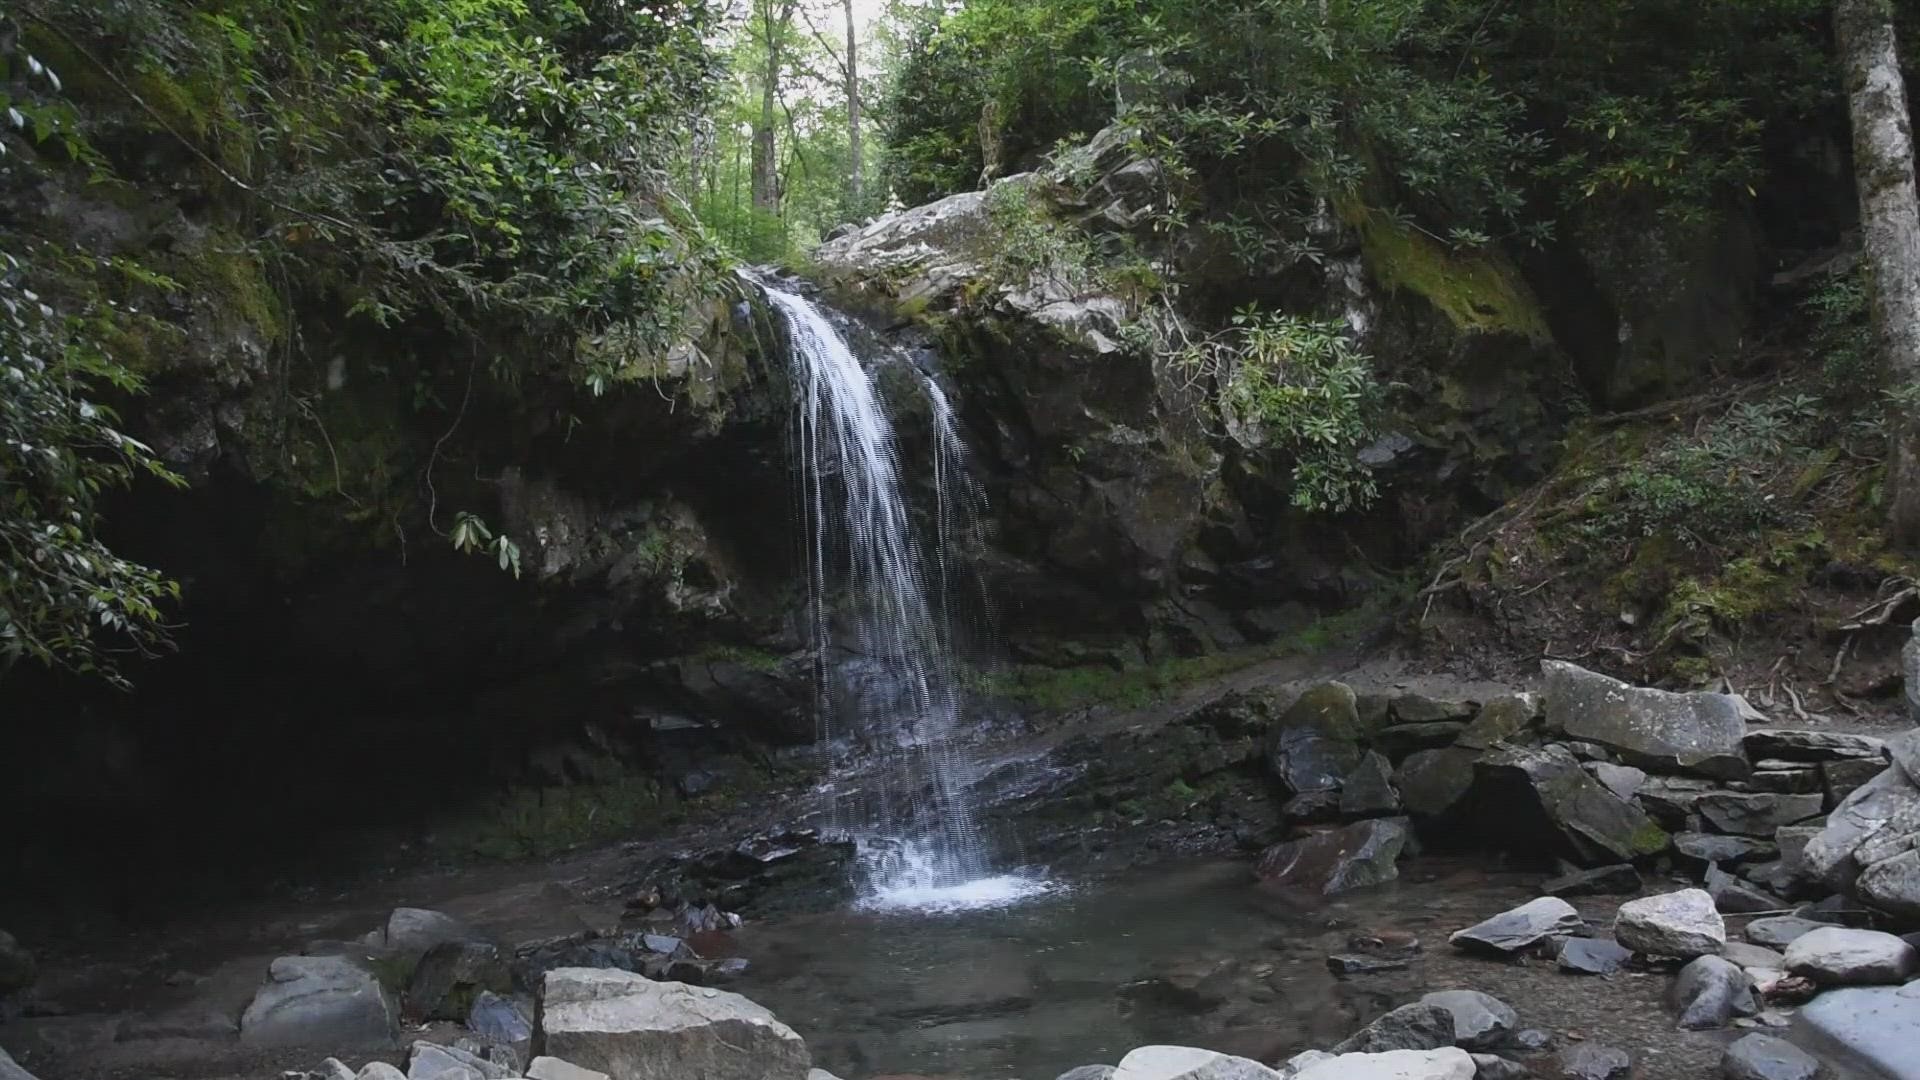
[1341,200,1551,343]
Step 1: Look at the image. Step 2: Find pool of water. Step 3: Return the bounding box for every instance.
[727,856,1612,1079]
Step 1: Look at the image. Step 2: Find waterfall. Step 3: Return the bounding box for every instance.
[758,279,1046,911]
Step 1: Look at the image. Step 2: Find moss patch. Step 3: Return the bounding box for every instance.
[1340,199,1551,343]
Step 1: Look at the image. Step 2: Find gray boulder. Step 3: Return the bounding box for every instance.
[1585,762,1648,802]
[1557,1043,1632,1080]
[1474,744,1669,865]
[1542,661,1748,778]
[1451,897,1585,954]
[1265,683,1365,795]
[1891,727,1920,782]
[1743,729,1886,762]
[1798,983,1920,1080]
[1722,941,1787,970]
[1697,792,1824,838]
[1469,1055,1533,1080]
[1393,749,1478,819]
[1805,767,1919,890]
[1558,937,1633,975]
[1419,990,1516,1050]
[1707,865,1788,914]
[1057,1068,1118,1080]
[0,1046,39,1080]
[539,969,809,1080]
[1111,1045,1280,1080]
[527,1059,612,1080]
[1782,926,1919,985]
[1292,1049,1475,1080]
[1746,916,1827,949]
[1614,889,1726,958]
[1674,832,1778,868]
[1253,817,1408,896]
[1671,955,1758,1030]
[406,940,510,1022]
[408,1040,513,1080]
[357,1065,408,1080]
[1543,864,1642,897]
[384,908,488,962]
[239,955,397,1049]
[1458,695,1541,750]
[467,991,532,1046]
[1340,752,1402,817]
[1720,1034,1821,1080]
[1858,848,1920,918]
[1331,1003,1456,1054]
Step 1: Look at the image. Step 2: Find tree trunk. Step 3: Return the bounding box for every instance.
[1837,0,1920,545]
[750,0,792,215]
[844,0,862,210]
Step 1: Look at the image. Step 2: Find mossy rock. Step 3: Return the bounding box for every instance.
[1340,198,1551,344]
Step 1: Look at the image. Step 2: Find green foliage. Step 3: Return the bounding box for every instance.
[450,511,522,579]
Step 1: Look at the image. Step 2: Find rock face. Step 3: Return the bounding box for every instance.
[239,955,398,1048]
[1720,1034,1821,1080]
[1798,983,1920,1080]
[1254,818,1409,896]
[1782,926,1920,985]
[1112,1045,1281,1080]
[1474,743,1669,864]
[1614,889,1725,958]
[538,969,809,1080]
[1542,661,1748,778]
[1291,1048,1476,1080]
[1450,897,1585,954]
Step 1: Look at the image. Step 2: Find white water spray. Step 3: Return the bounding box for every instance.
[759,281,1044,910]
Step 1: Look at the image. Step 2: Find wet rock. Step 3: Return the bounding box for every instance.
[1614,889,1726,958]
[1782,926,1920,985]
[1450,897,1585,955]
[1746,917,1826,948]
[0,931,34,997]
[1327,954,1410,975]
[1292,1048,1475,1080]
[1798,983,1920,1080]
[1721,1033,1821,1080]
[1254,817,1409,896]
[240,955,398,1049]
[1265,684,1365,796]
[1743,730,1886,762]
[1393,749,1478,819]
[647,829,856,917]
[1474,744,1669,865]
[1556,1043,1632,1080]
[1675,832,1779,869]
[0,1047,36,1080]
[1419,990,1516,1050]
[1558,937,1633,974]
[409,1041,513,1080]
[1542,661,1749,779]
[1341,753,1402,817]
[1585,763,1647,802]
[1672,955,1759,1030]
[1112,1045,1281,1080]
[539,969,808,1080]
[1458,695,1541,751]
[527,1059,611,1080]
[1805,768,1920,890]
[1331,1003,1458,1053]
[406,940,510,1022]
[1058,1068,1118,1080]
[1698,793,1824,838]
[1543,864,1642,897]
[467,991,532,1046]
[1708,865,1789,915]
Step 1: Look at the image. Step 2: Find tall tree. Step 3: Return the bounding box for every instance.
[1836,0,1920,545]
[752,0,798,214]
[845,0,863,208]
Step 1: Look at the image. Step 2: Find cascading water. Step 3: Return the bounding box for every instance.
[758,279,1047,912]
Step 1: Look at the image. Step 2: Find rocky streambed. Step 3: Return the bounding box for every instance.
[4,651,1920,1080]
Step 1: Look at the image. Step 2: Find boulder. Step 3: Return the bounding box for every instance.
[1798,983,1920,1080]
[1671,955,1759,1030]
[1542,661,1749,779]
[1331,1003,1456,1054]
[1745,916,1827,949]
[384,908,488,962]
[1858,848,1920,918]
[1558,937,1632,975]
[1340,752,1402,818]
[1722,941,1787,970]
[539,969,808,1080]
[1375,722,1469,757]
[1825,758,1888,805]
[1556,1043,1632,1080]
[467,991,533,1046]
[1745,766,1823,795]
[0,1046,38,1080]
[318,1058,356,1080]
[357,1066,408,1080]
[1058,1068,1118,1080]
[408,1041,514,1080]
[1468,1055,1532,1080]
[1637,777,1717,829]
[1674,833,1778,869]
[527,1059,612,1080]
[1805,767,1920,890]
[1697,793,1824,838]
[1265,684,1365,795]
[1393,749,1478,819]
[240,955,398,1048]
[1292,1049,1474,1080]
[1390,694,1477,724]
[1614,889,1725,958]
[1707,865,1788,915]
[1782,926,1919,985]
[1457,695,1540,751]
[1543,864,1641,897]
[0,930,34,997]
[1112,1045,1280,1080]
[1418,990,1516,1050]
[1585,763,1648,802]
[1474,744,1669,865]
[1450,897,1585,954]
[1720,1034,1821,1080]
[1890,727,1920,782]
[406,940,510,1021]
[1254,818,1409,896]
